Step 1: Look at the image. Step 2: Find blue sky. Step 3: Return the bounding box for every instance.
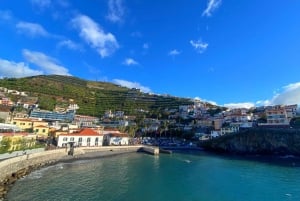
[0,0,300,108]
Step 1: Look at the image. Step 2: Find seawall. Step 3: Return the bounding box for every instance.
[0,145,145,199]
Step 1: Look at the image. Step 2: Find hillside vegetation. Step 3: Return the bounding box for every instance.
[0,75,195,117]
[201,128,300,156]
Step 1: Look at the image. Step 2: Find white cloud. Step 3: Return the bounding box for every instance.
[113,79,151,93]
[72,14,119,58]
[16,21,49,37]
[202,0,222,17]
[194,97,217,106]
[190,39,208,53]
[223,82,300,109]
[123,58,139,66]
[106,0,125,23]
[0,58,42,78]
[268,82,300,105]
[224,102,255,109]
[57,39,82,51]
[22,49,70,75]
[168,49,181,56]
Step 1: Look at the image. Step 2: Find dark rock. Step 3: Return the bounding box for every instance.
[201,128,300,156]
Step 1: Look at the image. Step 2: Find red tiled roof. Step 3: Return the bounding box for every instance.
[79,128,99,135]
[59,128,103,136]
[34,125,48,128]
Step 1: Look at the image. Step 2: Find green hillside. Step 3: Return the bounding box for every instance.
[0,75,194,117]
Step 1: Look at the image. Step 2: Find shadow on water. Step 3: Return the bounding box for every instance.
[204,151,300,168]
[164,149,300,168]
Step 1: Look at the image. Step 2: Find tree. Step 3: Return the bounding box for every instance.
[126,125,138,138]
[0,137,11,154]
[0,118,5,123]
[290,117,300,128]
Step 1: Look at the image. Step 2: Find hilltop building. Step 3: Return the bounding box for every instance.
[73,115,99,128]
[259,104,297,127]
[30,109,76,122]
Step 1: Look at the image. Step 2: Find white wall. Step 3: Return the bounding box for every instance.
[57,135,103,147]
[109,137,129,145]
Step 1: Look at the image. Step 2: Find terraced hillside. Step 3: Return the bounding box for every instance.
[0,75,194,117]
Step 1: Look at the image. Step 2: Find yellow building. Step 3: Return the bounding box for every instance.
[12,118,48,131]
[34,125,50,139]
[54,130,69,138]
[0,133,36,151]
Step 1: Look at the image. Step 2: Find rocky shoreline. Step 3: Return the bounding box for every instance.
[0,159,57,200]
[0,148,140,200]
[201,128,300,156]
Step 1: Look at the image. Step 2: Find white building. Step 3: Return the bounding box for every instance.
[103,133,130,146]
[57,128,103,147]
[221,127,239,135]
[102,129,130,145]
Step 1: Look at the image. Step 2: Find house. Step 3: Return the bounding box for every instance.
[73,115,99,127]
[11,118,48,131]
[213,118,224,130]
[221,126,239,135]
[57,128,104,147]
[0,97,14,106]
[0,123,21,132]
[259,105,297,127]
[0,106,11,123]
[103,132,130,146]
[0,132,36,151]
[53,130,68,138]
[101,128,130,145]
[34,125,50,139]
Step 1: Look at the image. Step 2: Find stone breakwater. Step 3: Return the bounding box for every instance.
[0,146,144,200]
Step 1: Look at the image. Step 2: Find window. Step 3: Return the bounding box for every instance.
[95,137,99,146]
[63,137,68,141]
[87,137,91,146]
[35,129,39,132]
[70,137,74,141]
[78,137,82,142]
[42,129,46,133]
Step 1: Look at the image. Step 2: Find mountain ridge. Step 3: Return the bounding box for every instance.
[0,75,217,117]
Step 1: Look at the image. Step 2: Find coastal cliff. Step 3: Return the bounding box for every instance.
[201,128,300,156]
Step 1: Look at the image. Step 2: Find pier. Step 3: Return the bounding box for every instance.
[140,146,160,155]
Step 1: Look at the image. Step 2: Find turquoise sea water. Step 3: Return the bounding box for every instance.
[7,152,300,201]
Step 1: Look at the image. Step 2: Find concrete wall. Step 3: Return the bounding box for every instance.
[142,146,159,155]
[0,145,153,182]
[0,149,67,181]
[0,148,45,160]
